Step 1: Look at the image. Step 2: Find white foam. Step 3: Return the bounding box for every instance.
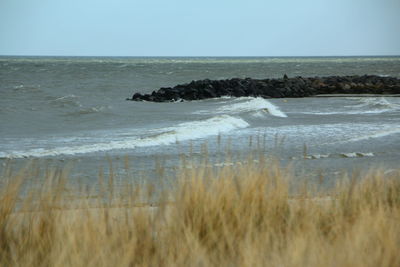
[298,97,399,116]
[310,154,330,159]
[303,152,374,160]
[195,97,287,118]
[50,94,81,107]
[218,97,287,117]
[251,111,267,118]
[53,94,79,102]
[356,152,374,157]
[303,155,328,160]
[340,152,375,158]
[0,115,249,158]
[353,97,399,109]
[299,109,393,115]
[343,127,400,143]
[340,152,358,158]
[64,106,110,116]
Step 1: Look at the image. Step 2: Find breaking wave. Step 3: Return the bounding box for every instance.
[300,110,393,115]
[0,115,249,158]
[342,127,400,143]
[300,97,399,116]
[195,97,288,118]
[352,97,399,109]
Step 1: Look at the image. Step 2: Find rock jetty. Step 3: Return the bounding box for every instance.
[128,75,400,102]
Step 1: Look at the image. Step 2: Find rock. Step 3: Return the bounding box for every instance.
[343,84,351,90]
[128,75,400,102]
[232,87,245,97]
[131,93,142,100]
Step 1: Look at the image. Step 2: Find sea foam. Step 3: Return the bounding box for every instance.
[195,97,288,118]
[300,97,399,116]
[0,115,249,158]
[353,97,399,109]
[342,127,400,143]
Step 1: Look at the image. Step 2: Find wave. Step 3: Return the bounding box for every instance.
[352,97,399,109]
[64,105,110,116]
[251,111,267,118]
[342,127,400,143]
[195,97,287,118]
[0,115,249,158]
[299,110,393,115]
[217,97,288,117]
[302,152,374,160]
[117,64,129,68]
[340,152,374,158]
[50,94,81,107]
[11,84,42,93]
[299,97,399,116]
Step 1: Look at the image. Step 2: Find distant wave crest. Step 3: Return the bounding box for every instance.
[64,105,110,116]
[301,97,399,116]
[342,127,400,143]
[352,97,399,110]
[50,94,81,108]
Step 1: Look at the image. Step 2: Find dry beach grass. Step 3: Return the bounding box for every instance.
[1,156,400,267]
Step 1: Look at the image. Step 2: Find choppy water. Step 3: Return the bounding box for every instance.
[1,56,400,184]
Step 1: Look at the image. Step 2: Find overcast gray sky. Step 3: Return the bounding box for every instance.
[0,0,399,56]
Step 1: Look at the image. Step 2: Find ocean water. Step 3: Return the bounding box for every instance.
[1,56,400,185]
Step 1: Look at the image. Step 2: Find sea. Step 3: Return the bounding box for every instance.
[1,56,400,186]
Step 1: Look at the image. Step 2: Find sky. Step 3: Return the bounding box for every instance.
[0,0,399,57]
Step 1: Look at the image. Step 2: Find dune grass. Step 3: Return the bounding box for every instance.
[0,156,400,267]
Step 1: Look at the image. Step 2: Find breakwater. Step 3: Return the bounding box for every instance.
[128,75,400,102]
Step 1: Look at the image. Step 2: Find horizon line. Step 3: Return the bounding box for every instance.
[1,54,400,58]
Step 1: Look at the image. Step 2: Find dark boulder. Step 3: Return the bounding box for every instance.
[131,93,143,100]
